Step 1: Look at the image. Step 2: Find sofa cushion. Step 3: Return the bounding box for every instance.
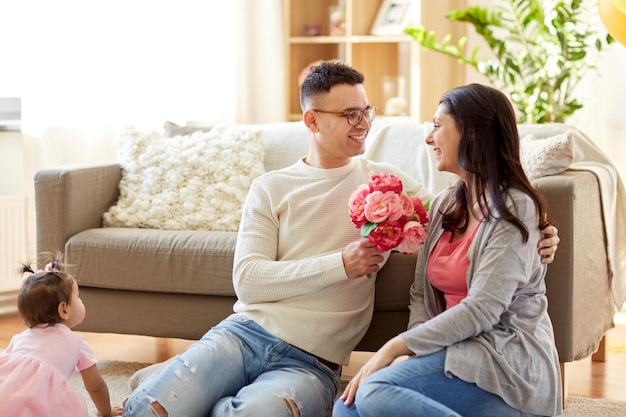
[66,228,237,296]
[103,126,265,231]
[520,131,574,181]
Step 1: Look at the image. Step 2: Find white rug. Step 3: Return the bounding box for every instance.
[71,360,626,417]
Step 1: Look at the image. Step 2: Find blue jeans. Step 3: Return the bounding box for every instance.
[124,314,341,417]
[332,350,540,417]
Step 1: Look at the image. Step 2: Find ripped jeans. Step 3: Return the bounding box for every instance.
[123,314,341,417]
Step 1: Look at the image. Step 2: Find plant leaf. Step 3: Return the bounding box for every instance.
[406,0,613,123]
[361,222,377,238]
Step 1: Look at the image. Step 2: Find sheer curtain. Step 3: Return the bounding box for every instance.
[0,0,284,259]
[235,0,286,123]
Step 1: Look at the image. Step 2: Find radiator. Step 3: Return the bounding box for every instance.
[0,195,27,293]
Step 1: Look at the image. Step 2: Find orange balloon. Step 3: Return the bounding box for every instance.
[611,0,626,15]
[599,0,626,46]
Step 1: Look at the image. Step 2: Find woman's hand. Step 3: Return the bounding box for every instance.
[339,337,410,406]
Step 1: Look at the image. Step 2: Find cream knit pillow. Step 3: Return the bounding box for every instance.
[103,126,265,231]
[520,131,574,181]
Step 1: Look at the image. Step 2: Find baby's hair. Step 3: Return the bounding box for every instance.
[16,251,76,328]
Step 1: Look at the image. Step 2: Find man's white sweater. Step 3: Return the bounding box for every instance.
[233,157,433,365]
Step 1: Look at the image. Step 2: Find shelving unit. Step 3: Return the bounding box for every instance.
[284,0,421,121]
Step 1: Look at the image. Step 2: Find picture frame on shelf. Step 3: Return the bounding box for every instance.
[370,0,415,36]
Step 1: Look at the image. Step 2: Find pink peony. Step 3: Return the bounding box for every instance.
[348,184,370,228]
[369,173,403,194]
[400,191,415,217]
[412,196,429,224]
[368,220,404,252]
[395,221,427,254]
[364,191,403,223]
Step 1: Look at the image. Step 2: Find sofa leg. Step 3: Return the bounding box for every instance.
[591,334,607,362]
[558,334,606,411]
[560,362,568,409]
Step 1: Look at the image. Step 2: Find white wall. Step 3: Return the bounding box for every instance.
[566,44,626,182]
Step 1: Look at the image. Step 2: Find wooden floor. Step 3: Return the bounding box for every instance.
[1,311,625,402]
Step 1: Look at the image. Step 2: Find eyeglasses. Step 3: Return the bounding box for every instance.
[312,106,377,126]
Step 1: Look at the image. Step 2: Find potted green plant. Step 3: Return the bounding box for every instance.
[405,0,614,123]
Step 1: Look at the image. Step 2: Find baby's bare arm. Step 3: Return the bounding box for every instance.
[80,364,122,416]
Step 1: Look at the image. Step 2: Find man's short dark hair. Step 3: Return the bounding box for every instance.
[300,61,365,110]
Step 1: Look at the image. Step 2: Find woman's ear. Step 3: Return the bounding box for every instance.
[58,302,69,320]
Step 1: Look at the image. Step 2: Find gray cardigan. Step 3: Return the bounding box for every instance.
[403,186,563,416]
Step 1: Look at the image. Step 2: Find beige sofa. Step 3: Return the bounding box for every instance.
[35,120,615,398]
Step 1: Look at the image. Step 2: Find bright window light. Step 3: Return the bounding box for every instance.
[0,1,238,131]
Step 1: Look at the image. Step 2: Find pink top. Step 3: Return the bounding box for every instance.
[427,222,481,309]
[5,323,97,378]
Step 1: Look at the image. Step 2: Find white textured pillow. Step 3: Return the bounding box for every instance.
[103,127,265,231]
[520,132,574,181]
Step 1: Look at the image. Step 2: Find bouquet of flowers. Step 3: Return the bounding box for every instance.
[348,173,429,254]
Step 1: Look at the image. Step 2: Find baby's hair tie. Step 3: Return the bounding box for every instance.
[44,263,54,272]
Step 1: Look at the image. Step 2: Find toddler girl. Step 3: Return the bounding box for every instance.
[0,252,123,417]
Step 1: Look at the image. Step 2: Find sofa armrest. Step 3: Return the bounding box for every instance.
[34,163,122,258]
[533,169,615,361]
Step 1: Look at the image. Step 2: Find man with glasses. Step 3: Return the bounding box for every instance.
[124,61,559,417]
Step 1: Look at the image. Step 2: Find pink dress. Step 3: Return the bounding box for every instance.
[0,324,97,417]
